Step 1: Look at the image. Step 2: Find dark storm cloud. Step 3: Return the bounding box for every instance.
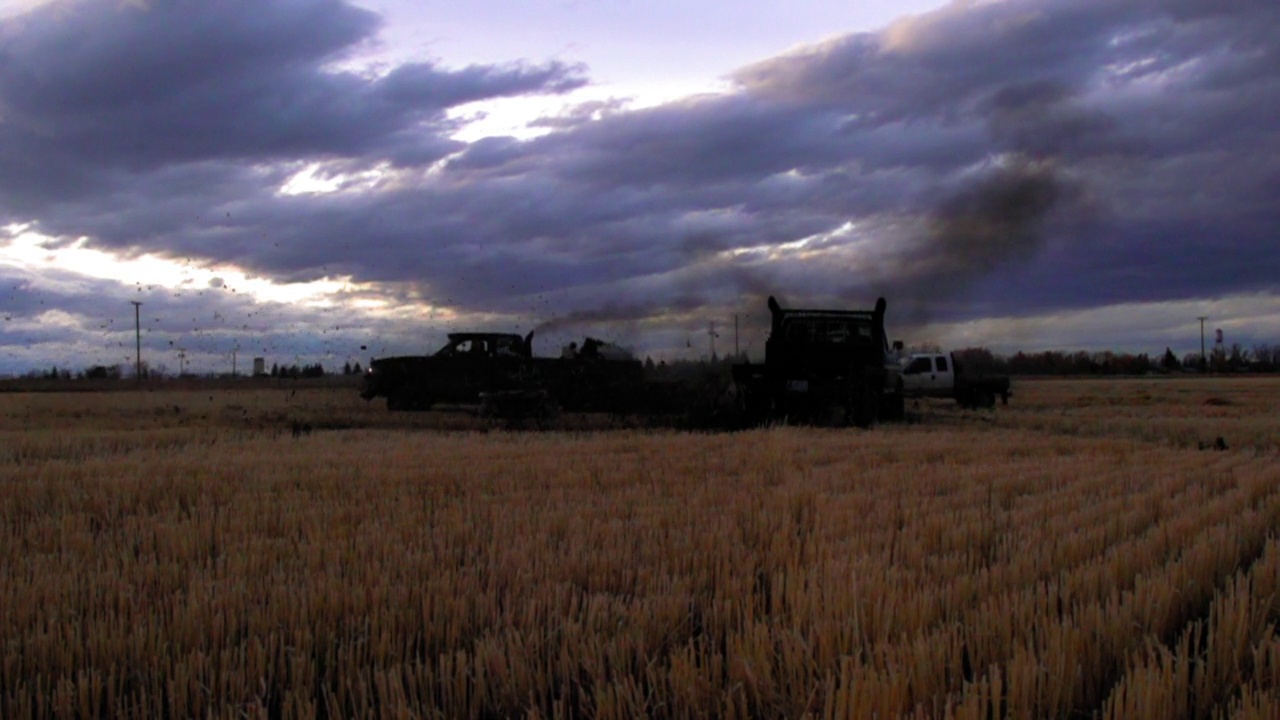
[0,0,584,212]
[2,0,1278,365]
[694,0,1278,319]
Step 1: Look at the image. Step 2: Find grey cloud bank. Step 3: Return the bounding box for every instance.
[0,0,1277,372]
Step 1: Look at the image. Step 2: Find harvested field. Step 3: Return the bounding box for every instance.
[1,376,1279,718]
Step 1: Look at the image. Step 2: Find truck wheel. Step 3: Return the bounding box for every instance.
[883,394,905,422]
[852,394,878,428]
[535,396,560,424]
[388,392,430,411]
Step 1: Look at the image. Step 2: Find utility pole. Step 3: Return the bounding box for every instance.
[707,320,718,361]
[130,301,142,381]
[232,344,238,376]
[734,314,739,359]
[1198,316,1208,373]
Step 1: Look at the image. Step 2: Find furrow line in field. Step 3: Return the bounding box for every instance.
[1096,534,1280,720]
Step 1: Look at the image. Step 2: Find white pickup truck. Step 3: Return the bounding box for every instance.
[900,352,1011,409]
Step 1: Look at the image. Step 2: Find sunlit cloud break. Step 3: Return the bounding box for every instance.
[2,224,355,308]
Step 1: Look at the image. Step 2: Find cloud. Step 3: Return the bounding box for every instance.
[1,0,1278,367]
[0,0,584,211]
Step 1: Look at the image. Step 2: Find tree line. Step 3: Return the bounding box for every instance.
[954,343,1280,376]
[22,361,367,381]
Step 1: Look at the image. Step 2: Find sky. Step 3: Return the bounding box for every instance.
[0,0,1277,375]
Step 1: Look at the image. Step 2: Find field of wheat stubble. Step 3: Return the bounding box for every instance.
[1,376,1278,718]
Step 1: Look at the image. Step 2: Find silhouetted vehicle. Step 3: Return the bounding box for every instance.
[900,352,1011,408]
[361,332,533,410]
[732,296,904,426]
[360,332,644,413]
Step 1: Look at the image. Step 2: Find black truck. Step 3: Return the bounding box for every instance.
[731,296,904,426]
[360,332,644,413]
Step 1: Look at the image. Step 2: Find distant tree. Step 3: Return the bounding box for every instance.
[352,362,362,374]
[83,365,121,380]
[1227,343,1249,372]
[1252,344,1275,371]
[270,363,279,377]
[1161,347,1181,372]
[342,361,352,375]
[953,347,1007,375]
[1115,353,1152,375]
[1210,345,1228,372]
[1007,351,1042,375]
[1183,352,1203,371]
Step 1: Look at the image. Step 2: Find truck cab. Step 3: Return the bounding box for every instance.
[901,353,956,397]
[901,352,1011,408]
[361,332,533,410]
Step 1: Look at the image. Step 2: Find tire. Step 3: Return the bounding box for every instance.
[387,391,429,411]
[852,391,878,428]
[883,392,906,422]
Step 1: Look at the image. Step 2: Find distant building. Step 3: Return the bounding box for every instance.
[253,357,266,376]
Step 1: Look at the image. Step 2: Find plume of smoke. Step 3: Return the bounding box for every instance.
[532,303,668,336]
[884,154,1081,325]
[926,155,1070,276]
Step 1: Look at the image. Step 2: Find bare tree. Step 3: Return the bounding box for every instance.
[1227,343,1249,371]
[1252,343,1275,371]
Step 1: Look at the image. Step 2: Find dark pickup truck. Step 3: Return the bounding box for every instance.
[360,332,644,413]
